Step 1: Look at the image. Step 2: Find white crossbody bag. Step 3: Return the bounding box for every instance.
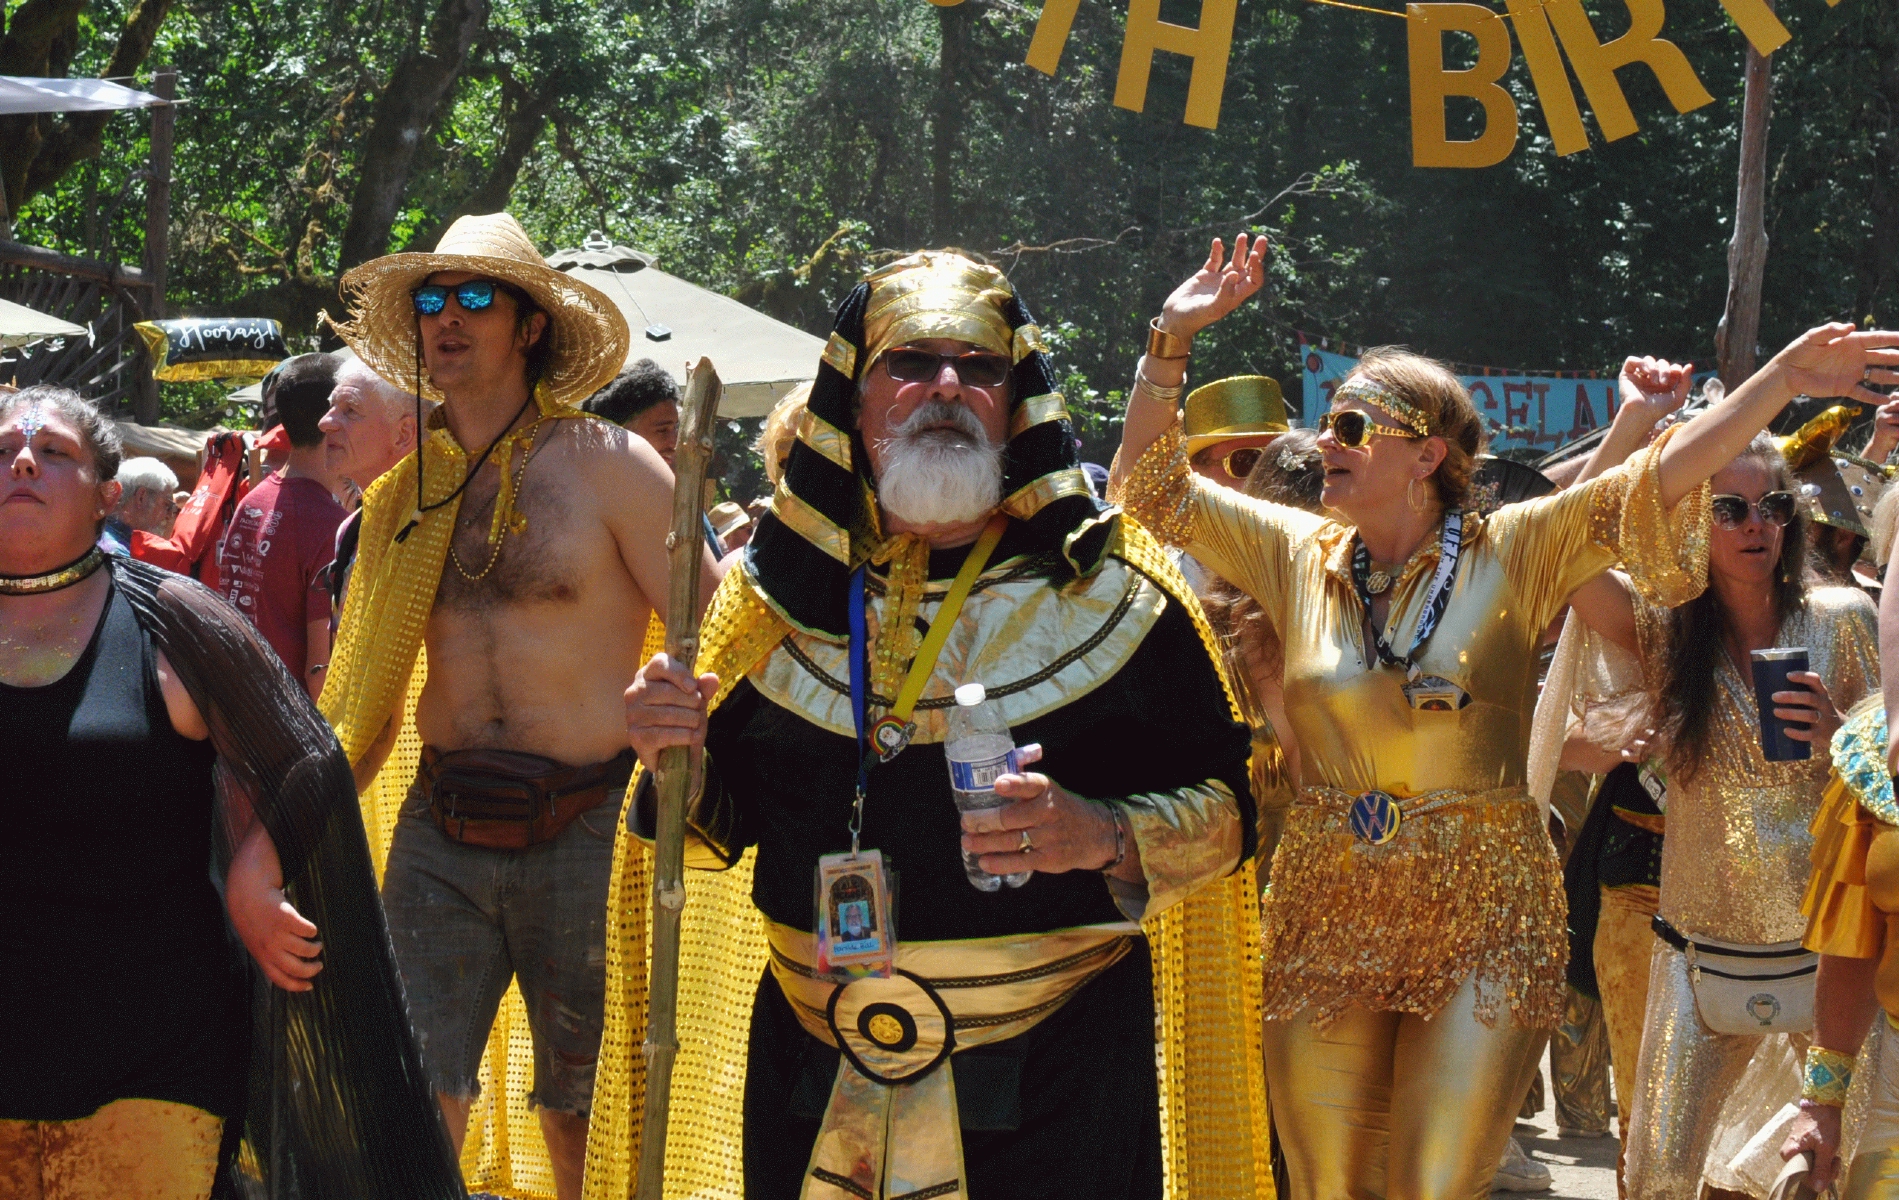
[1653,915,1817,1035]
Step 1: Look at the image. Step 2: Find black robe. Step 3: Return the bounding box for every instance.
[689,543,1255,1200]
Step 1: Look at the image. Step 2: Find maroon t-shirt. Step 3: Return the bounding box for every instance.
[215,473,347,676]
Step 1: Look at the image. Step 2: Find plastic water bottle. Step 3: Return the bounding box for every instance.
[945,683,1032,891]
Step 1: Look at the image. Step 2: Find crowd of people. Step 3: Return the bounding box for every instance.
[7,210,1899,1200]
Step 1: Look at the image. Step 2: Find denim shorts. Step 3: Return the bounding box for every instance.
[381,781,620,1115]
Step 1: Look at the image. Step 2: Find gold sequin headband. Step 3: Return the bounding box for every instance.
[1335,376,1432,437]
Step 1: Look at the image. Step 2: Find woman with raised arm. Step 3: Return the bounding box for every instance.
[0,387,459,1198]
[1563,433,1877,1198]
[1109,236,1899,1197]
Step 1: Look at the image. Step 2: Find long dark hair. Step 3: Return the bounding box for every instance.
[1655,433,1808,784]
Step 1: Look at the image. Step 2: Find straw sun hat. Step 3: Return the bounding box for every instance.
[326,213,630,408]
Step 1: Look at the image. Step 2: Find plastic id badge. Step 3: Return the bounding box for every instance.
[815,849,896,978]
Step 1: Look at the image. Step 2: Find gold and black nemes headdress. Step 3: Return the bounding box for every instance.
[744,251,1108,637]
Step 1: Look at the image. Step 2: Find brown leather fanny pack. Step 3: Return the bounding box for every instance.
[418,745,634,849]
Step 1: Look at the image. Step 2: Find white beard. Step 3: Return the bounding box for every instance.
[872,401,1004,526]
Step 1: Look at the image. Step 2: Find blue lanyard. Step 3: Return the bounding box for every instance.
[847,564,871,853]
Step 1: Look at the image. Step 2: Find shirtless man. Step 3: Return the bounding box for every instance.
[321,214,718,1199]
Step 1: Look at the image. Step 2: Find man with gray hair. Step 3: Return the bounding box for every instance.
[105,456,180,551]
[319,357,428,615]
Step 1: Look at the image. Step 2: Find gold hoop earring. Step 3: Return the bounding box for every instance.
[1407,478,1427,514]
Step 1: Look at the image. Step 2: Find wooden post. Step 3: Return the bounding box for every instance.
[135,66,177,423]
[143,67,176,316]
[635,357,723,1200]
[1717,25,1772,389]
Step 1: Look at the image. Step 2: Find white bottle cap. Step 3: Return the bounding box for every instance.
[954,683,986,707]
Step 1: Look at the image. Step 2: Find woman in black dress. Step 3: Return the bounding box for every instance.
[0,386,460,1199]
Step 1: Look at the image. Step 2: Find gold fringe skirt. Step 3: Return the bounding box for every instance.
[1261,786,1567,1029]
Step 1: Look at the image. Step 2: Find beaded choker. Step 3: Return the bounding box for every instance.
[0,546,106,595]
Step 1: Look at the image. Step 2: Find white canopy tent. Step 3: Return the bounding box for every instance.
[0,295,88,349]
[548,234,823,418]
[0,76,165,115]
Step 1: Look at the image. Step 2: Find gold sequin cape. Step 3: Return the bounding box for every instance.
[1116,422,1712,1029]
[581,517,1276,1200]
[319,388,617,1196]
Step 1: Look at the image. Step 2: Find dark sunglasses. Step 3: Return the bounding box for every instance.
[1710,491,1796,530]
[1318,409,1418,449]
[883,348,1012,388]
[411,279,502,316]
[1223,447,1265,478]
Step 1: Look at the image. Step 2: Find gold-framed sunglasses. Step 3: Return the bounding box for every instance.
[1222,446,1265,478]
[1318,409,1419,449]
[1710,490,1796,530]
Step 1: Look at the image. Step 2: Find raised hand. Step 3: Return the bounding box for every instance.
[1865,395,1899,463]
[1773,323,1899,405]
[1618,356,1693,425]
[1157,234,1268,340]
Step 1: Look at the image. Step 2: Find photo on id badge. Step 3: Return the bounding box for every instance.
[816,849,894,976]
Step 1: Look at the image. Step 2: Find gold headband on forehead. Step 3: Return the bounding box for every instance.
[1334,375,1432,437]
[860,251,1019,375]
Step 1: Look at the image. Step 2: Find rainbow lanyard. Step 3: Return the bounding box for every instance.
[844,515,1008,853]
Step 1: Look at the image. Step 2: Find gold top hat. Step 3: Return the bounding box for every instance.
[1183,375,1288,456]
[324,213,630,409]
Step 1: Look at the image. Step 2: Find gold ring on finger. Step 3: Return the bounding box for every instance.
[1018,829,1034,854]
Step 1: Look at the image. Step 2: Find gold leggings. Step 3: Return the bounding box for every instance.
[1595,883,1661,1194]
[1261,973,1545,1200]
[0,1099,223,1200]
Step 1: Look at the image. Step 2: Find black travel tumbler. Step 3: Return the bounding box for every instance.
[1750,647,1812,762]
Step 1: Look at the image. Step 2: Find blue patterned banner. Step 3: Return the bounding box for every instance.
[1301,342,1621,454]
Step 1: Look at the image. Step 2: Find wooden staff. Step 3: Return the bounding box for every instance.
[636,357,723,1200]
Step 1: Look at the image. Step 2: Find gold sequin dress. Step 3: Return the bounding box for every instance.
[1116,422,1709,1197]
[1622,587,1877,1199]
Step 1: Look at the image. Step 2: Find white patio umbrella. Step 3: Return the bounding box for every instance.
[548,233,824,418]
[0,295,88,349]
[0,76,165,115]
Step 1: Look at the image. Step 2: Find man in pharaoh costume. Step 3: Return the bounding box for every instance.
[317,212,719,1200]
[608,252,1273,1200]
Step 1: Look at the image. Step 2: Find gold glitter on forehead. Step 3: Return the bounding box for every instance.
[1334,376,1431,437]
[860,251,1017,374]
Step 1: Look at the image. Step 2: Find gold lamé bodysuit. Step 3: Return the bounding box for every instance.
[1623,588,1877,1200]
[1116,423,1709,1031]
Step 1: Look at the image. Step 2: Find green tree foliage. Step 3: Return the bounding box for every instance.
[7,0,1896,463]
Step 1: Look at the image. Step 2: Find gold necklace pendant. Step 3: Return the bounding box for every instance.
[450,419,543,582]
[1364,569,1393,595]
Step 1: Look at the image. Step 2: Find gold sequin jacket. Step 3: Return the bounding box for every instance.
[1115,423,1710,1028]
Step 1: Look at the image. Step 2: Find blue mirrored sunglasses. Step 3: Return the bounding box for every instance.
[411,279,499,316]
